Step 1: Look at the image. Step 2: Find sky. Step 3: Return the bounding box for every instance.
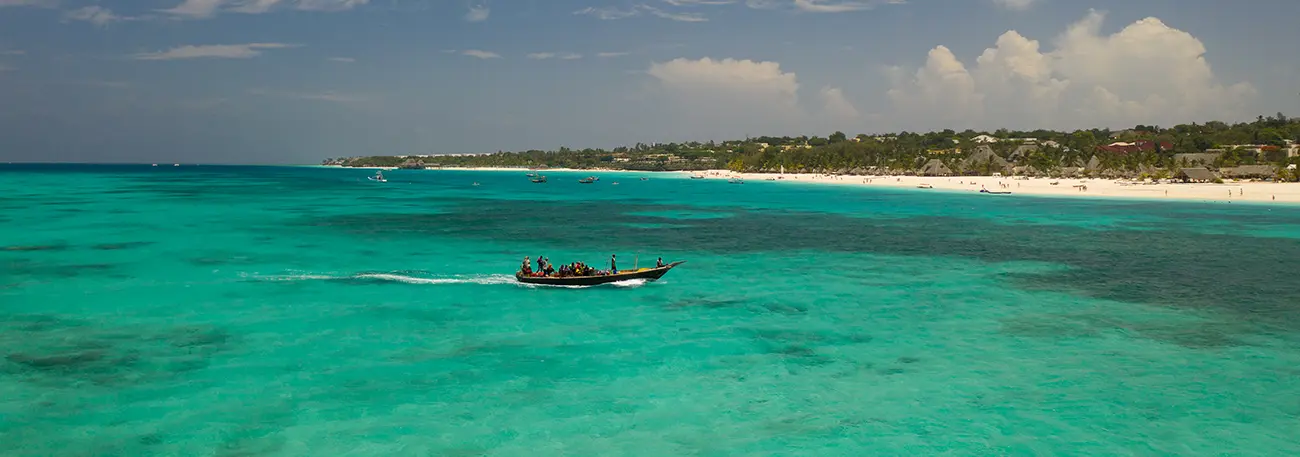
[1,0,1298,164]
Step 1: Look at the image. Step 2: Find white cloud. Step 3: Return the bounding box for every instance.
[527,52,582,60]
[0,0,57,7]
[327,56,355,63]
[746,0,899,12]
[461,49,500,59]
[574,4,707,21]
[663,0,736,5]
[63,6,126,26]
[645,5,707,21]
[573,6,638,20]
[820,87,860,119]
[793,0,874,13]
[992,0,1035,11]
[646,57,864,139]
[133,43,297,60]
[884,10,1254,131]
[465,4,489,22]
[0,50,24,56]
[161,0,368,19]
[597,52,629,58]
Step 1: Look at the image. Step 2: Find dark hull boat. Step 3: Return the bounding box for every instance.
[515,261,685,286]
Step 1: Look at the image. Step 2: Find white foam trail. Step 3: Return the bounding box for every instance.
[245,271,517,286]
[612,279,648,288]
[354,273,517,285]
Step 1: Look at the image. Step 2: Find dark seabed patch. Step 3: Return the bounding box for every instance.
[302,198,1300,327]
[0,315,237,388]
[92,241,155,251]
[2,259,117,279]
[2,244,69,252]
[1000,312,1255,348]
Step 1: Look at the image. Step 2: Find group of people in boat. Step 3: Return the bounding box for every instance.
[519,254,665,278]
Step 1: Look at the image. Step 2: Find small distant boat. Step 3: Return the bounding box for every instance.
[690,174,705,179]
[472,182,481,186]
[515,261,685,286]
[979,189,1011,194]
[640,177,649,181]
[369,171,387,182]
[918,184,933,189]
[530,175,548,183]
[173,164,180,167]
[728,177,744,184]
[151,164,158,167]
[578,176,597,184]
[526,172,537,178]
[611,181,620,186]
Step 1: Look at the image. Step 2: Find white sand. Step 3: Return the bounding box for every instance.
[681,170,1300,205]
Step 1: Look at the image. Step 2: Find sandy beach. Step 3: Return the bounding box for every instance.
[681,170,1300,205]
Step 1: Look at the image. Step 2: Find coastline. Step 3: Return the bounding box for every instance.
[319,165,1299,205]
[679,169,1300,205]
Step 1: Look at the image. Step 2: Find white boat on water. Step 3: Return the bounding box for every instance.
[368,171,387,182]
[728,177,744,184]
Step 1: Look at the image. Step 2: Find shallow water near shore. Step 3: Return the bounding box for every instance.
[4,164,1300,455]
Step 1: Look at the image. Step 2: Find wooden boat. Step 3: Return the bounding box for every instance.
[979,189,1011,194]
[530,175,547,183]
[578,177,597,184]
[917,184,933,189]
[515,261,685,286]
[689,174,705,179]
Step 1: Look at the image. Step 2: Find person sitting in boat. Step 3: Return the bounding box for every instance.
[543,262,555,276]
[656,257,664,268]
[521,256,532,275]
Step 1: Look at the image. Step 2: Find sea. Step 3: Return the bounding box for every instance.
[3,164,1300,456]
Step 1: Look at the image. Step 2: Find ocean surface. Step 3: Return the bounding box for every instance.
[3,164,1300,456]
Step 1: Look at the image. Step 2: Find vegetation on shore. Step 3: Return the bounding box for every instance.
[326,113,1300,181]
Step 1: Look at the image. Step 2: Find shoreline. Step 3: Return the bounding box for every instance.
[678,169,1300,205]
[321,165,1300,205]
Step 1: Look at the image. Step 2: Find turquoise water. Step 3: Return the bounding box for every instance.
[4,164,1300,456]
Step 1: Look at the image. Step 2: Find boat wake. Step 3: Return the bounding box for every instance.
[243,271,661,289]
[242,271,518,286]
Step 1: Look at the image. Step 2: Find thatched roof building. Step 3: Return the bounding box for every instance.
[1219,165,1277,180]
[962,145,1010,174]
[919,159,953,176]
[1176,167,1218,183]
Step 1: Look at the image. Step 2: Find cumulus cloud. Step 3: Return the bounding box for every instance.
[161,0,368,19]
[646,57,859,138]
[992,0,1035,10]
[133,43,297,60]
[884,10,1254,131]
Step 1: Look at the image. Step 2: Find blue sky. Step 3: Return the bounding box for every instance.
[1,0,1297,163]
